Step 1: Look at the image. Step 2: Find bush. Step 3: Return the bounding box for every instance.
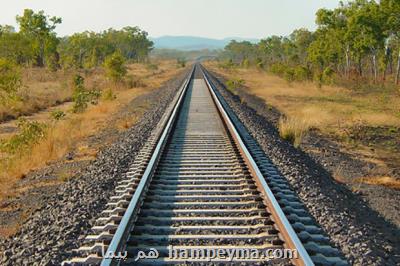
[270,63,287,76]
[322,67,334,84]
[102,88,116,101]
[104,51,127,82]
[72,75,87,112]
[71,75,100,113]
[146,63,158,71]
[241,59,249,68]
[0,58,22,98]
[313,72,323,88]
[225,78,245,94]
[177,58,186,68]
[219,59,235,69]
[125,75,146,88]
[294,65,312,81]
[283,68,295,83]
[0,118,47,153]
[270,63,312,83]
[50,110,66,120]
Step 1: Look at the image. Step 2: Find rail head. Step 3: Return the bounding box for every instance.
[100,66,195,266]
[201,66,314,266]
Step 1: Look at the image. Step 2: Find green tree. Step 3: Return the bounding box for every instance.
[381,0,400,84]
[219,0,399,87]
[344,0,386,79]
[16,9,62,67]
[0,27,34,65]
[57,27,153,69]
[0,58,21,99]
[104,51,127,82]
[222,40,256,66]
[290,29,314,63]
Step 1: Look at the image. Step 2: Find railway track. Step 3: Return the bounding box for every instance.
[65,65,347,265]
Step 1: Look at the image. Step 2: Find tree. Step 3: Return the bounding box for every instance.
[57,27,154,69]
[0,58,21,99]
[290,28,314,65]
[0,27,34,65]
[16,9,61,67]
[258,36,285,66]
[0,25,15,35]
[104,51,127,82]
[222,40,256,66]
[381,0,400,84]
[103,27,153,62]
[344,0,386,80]
[219,0,398,87]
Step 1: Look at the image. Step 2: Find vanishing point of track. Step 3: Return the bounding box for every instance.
[65,65,347,266]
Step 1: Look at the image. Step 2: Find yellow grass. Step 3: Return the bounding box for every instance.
[205,62,400,132]
[0,68,74,121]
[205,61,400,189]
[355,176,400,189]
[0,60,178,122]
[0,60,181,200]
[278,117,310,147]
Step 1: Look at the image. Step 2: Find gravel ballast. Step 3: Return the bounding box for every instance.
[207,70,400,265]
[0,69,190,265]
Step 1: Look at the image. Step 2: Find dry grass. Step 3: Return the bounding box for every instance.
[206,61,400,189]
[0,89,148,199]
[0,68,74,121]
[332,165,348,184]
[0,225,19,237]
[278,117,309,147]
[0,60,178,122]
[205,62,400,132]
[0,60,182,201]
[355,176,400,189]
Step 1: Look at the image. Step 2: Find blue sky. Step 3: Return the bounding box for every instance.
[1,0,342,38]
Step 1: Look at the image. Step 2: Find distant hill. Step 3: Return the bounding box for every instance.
[151,36,259,51]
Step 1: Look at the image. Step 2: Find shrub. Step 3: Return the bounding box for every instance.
[177,58,186,68]
[225,78,245,94]
[50,110,66,120]
[278,117,309,148]
[219,59,235,69]
[270,63,287,76]
[256,59,264,69]
[322,67,334,84]
[102,88,116,101]
[104,51,127,82]
[146,63,158,71]
[242,59,249,68]
[313,72,323,88]
[283,68,295,83]
[126,75,146,88]
[0,118,47,153]
[0,58,22,98]
[71,75,100,113]
[294,65,312,81]
[72,75,87,113]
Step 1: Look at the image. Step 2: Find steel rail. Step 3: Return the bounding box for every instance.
[100,66,195,266]
[201,66,314,266]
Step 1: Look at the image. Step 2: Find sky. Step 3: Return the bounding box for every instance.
[0,0,342,39]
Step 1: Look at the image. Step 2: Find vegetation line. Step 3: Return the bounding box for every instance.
[219,0,400,89]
